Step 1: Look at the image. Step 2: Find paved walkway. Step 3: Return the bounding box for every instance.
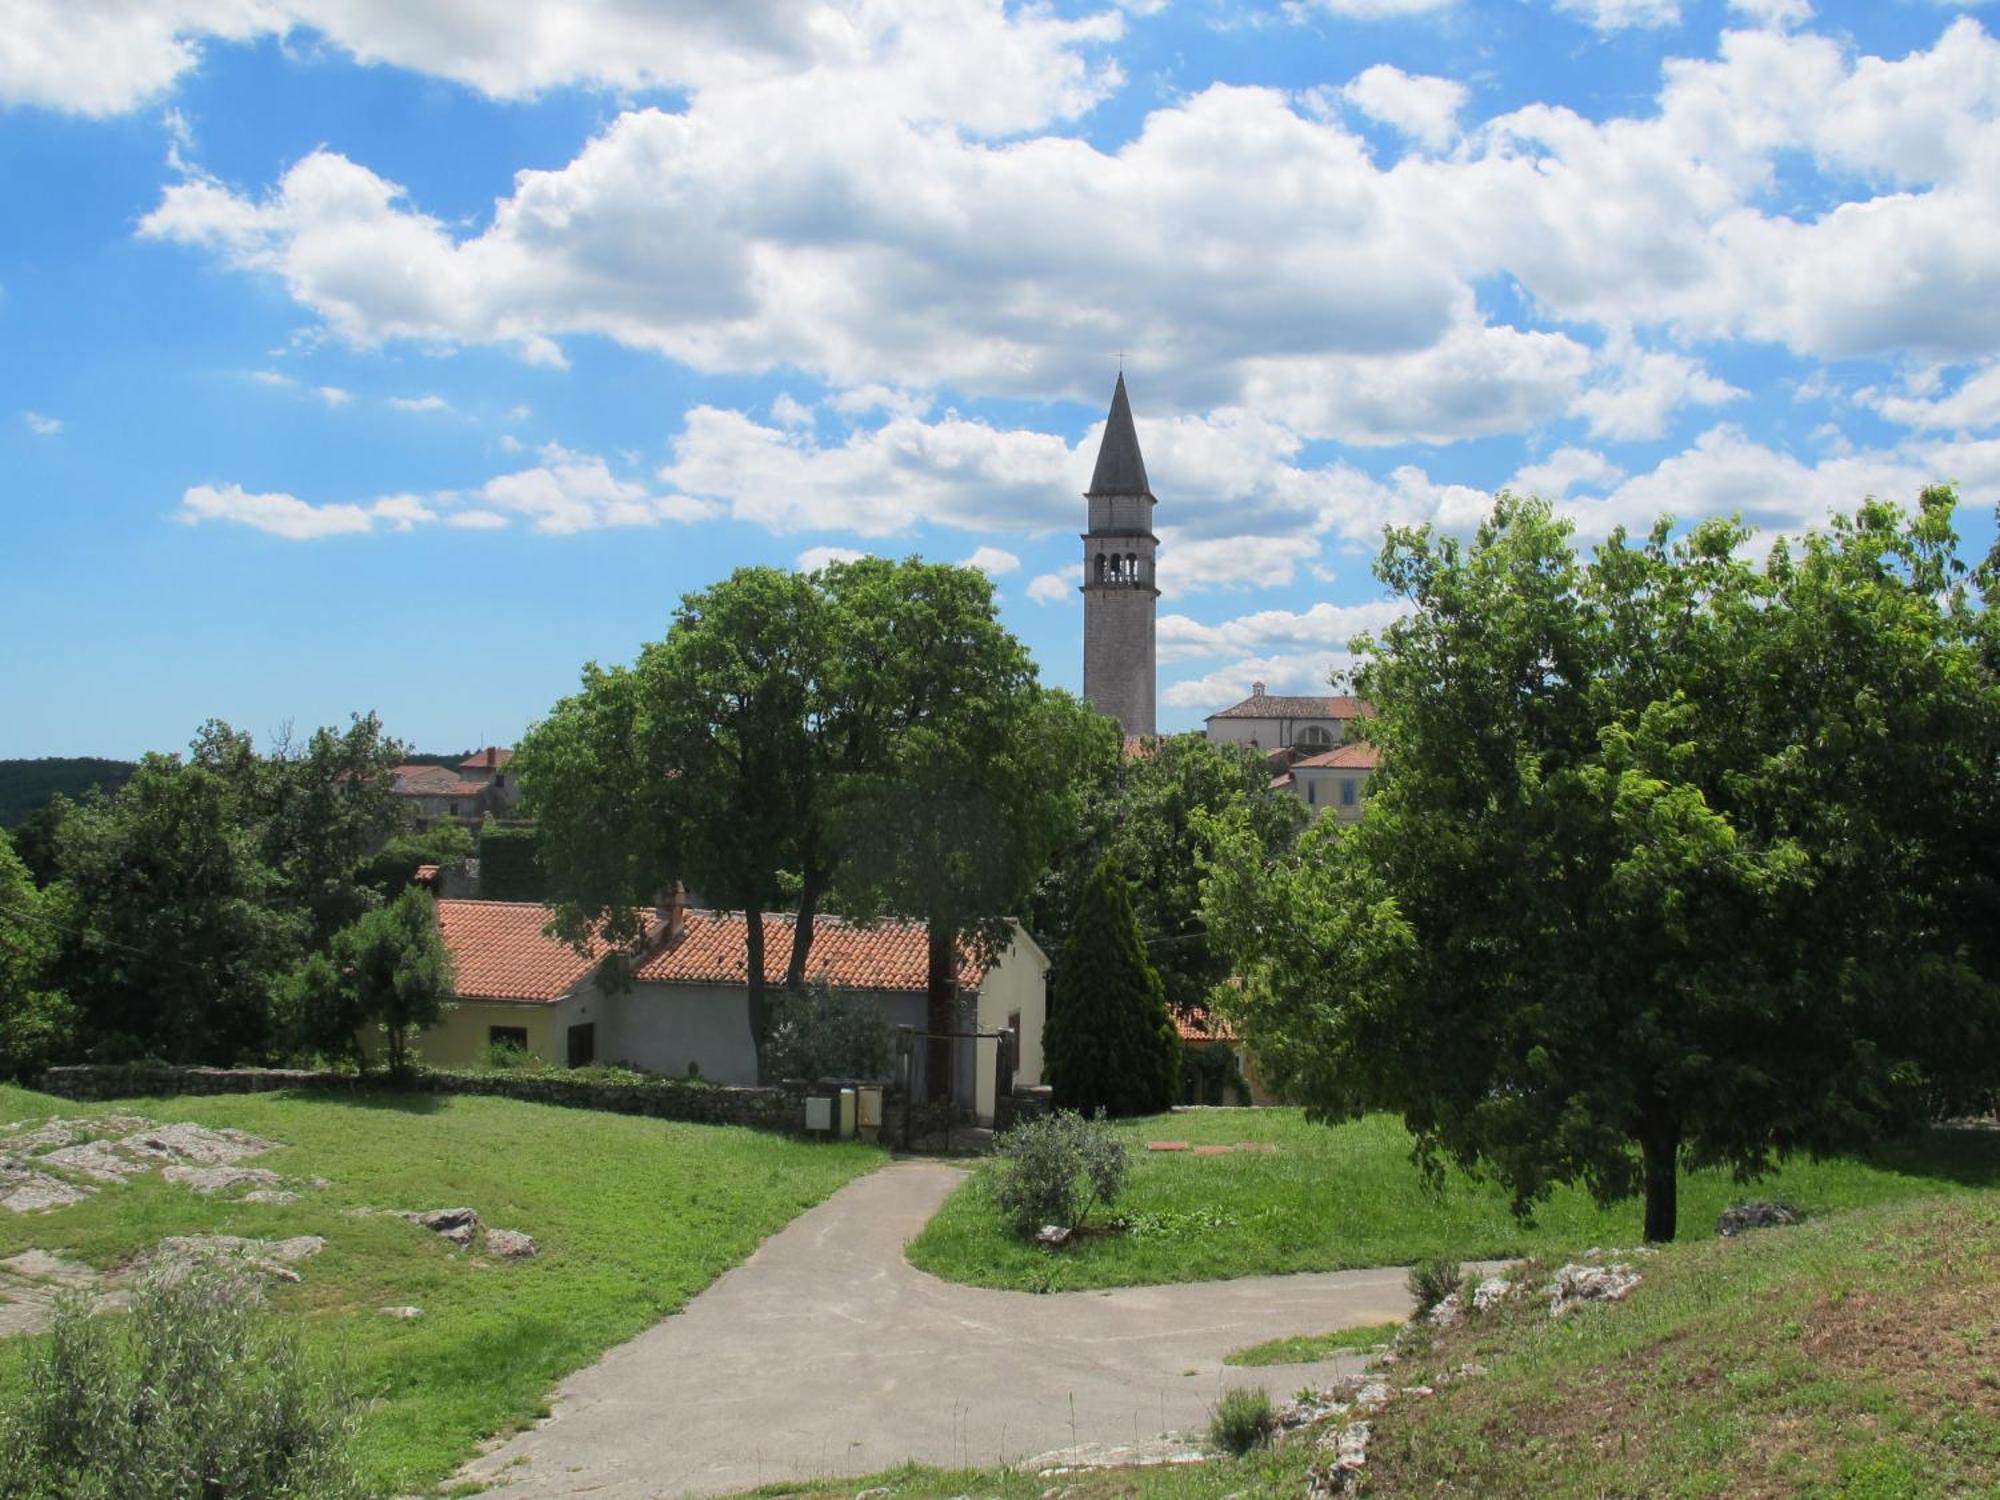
[461,1161,1417,1498]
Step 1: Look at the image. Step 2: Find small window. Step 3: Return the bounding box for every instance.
[1306,781,1316,805]
[1341,779,1358,806]
[489,1026,528,1050]
[448,801,460,816]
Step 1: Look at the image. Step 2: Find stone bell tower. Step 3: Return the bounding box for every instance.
[1080,372,1157,739]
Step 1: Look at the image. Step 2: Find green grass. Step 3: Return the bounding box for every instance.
[1363,1193,2000,1496]
[0,1082,881,1495]
[907,1109,2000,1292]
[732,1448,1324,1500]
[1223,1321,1403,1366]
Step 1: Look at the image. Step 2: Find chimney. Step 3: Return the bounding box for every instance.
[1252,680,1266,698]
[485,746,498,769]
[664,882,689,940]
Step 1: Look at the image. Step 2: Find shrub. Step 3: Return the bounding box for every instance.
[479,1038,535,1072]
[763,981,892,1081]
[1209,1387,1275,1456]
[0,1268,360,1500]
[1408,1257,1463,1316]
[986,1110,1129,1239]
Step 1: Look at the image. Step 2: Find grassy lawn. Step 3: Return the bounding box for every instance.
[747,1193,2000,1499]
[0,1082,881,1496]
[907,1108,2000,1292]
[1224,1321,1402,1366]
[1364,1193,2000,1496]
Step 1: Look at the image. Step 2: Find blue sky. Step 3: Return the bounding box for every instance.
[3,0,1997,757]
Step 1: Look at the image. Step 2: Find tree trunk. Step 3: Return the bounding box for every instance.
[1640,1123,1680,1244]
[787,862,829,993]
[926,919,957,1103]
[745,903,770,1081]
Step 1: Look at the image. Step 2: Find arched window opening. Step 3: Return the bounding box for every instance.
[1094,553,1106,583]
[1125,552,1138,585]
[1296,725,1335,750]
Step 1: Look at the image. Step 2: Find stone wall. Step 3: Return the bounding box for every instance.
[38,1064,810,1134]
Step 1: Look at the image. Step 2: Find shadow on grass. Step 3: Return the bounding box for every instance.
[1857,1125,2000,1190]
[272,1086,448,1115]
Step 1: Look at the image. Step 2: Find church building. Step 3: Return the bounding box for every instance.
[1080,373,1158,739]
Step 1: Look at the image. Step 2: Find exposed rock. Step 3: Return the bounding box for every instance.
[0,1165,93,1213]
[1034,1224,1073,1247]
[163,1164,286,1195]
[484,1228,539,1259]
[379,1305,424,1320]
[1717,1200,1803,1237]
[242,1189,300,1205]
[402,1207,480,1247]
[1424,1292,1463,1328]
[119,1123,276,1166]
[1,1250,99,1287]
[1307,1420,1375,1497]
[147,1234,326,1284]
[1472,1274,1522,1312]
[1549,1261,1641,1316]
[0,1251,118,1338]
[35,1139,149,1182]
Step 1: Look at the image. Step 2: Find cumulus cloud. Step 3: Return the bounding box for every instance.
[1553,0,1682,30]
[1161,653,1364,711]
[1574,336,1742,441]
[796,544,869,571]
[1508,446,1625,500]
[480,445,719,534]
[22,411,62,436]
[1341,64,1468,151]
[177,482,389,540]
[1,0,1122,133]
[960,545,1020,575]
[1027,571,1074,605]
[1158,600,1411,664]
[1857,362,2000,432]
[387,393,449,413]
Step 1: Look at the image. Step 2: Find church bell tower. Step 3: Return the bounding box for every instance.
[1080,372,1158,739]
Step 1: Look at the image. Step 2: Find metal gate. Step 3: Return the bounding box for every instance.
[893,1024,1014,1151]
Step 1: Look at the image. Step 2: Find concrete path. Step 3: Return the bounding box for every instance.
[462,1161,1416,1498]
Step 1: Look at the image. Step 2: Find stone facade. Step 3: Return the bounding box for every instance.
[1081,373,1158,739]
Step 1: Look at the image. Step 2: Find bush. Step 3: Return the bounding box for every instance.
[1408,1257,1462,1316]
[1208,1387,1275,1456]
[479,1038,536,1072]
[986,1110,1128,1239]
[763,981,892,1081]
[0,1268,360,1500]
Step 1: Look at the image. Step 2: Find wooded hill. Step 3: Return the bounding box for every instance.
[0,759,137,827]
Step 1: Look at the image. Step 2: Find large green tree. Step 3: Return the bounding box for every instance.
[0,829,74,1079]
[54,756,299,1065]
[1030,732,1305,1013]
[520,568,826,1073]
[1202,490,2000,1242]
[1043,859,1182,1116]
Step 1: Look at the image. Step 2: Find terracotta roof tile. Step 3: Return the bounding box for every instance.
[1293,742,1381,770]
[1207,694,1375,721]
[460,747,515,771]
[435,900,618,1003]
[1174,1005,1238,1042]
[636,911,984,993]
[393,765,488,798]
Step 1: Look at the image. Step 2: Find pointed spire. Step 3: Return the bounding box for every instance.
[1088,372,1151,497]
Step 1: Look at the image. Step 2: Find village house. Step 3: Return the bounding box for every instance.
[1203,682,1373,753]
[389,746,521,827]
[1270,740,1380,821]
[416,897,1049,1125]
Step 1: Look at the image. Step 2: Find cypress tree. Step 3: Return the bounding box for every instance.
[1044,858,1182,1116]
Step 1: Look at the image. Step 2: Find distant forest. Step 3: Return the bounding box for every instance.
[0,759,138,827]
[1,750,476,828]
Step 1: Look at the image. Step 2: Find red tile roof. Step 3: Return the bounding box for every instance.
[393,765,489,798]
[1207,694,1375,721]
[1174,1005,1238,1042]
[413,864,441,885]
[636,911,985,993]
[1293,742,1381,770]
[435,900,623,1003]
[460,747,515,772]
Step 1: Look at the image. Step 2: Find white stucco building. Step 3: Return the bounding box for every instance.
[1204,682,1374,752]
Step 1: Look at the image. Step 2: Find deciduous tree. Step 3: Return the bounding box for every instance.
[1203,490,2000,1242]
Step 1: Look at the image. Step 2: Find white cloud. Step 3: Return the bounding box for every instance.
[1553,0,1682,30]
[1289,0,1456,16]
[447,509,510,530]
[177,482,383,540]
[770,393,814,429]
[1341,64,1468,151]
[1,0,1122,134]
[1857,362,2000,432]
[316,385,350,406]
[249,369,291,387]
[796,544,868,571]
[1574,335,1742,441]
[22,411,62,436]
[659,407,1077,536]
[1027,571,1074,605]
[1161,652,1362,711]
[960,545,1020,576]
[1508,446,1625,500]
[387,393,449,413]
[481,445,718,534]
[1158,599,1411,663]
[498,433,524,453]
[1729,0,1812,26]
